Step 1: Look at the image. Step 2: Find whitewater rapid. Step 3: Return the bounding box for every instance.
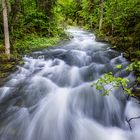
[0,27,140,140]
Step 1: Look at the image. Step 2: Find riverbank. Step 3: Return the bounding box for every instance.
[0,34,66,80]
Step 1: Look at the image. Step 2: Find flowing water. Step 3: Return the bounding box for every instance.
[0,28,140,140]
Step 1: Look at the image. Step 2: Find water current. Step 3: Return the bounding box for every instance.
[0,28,140,140]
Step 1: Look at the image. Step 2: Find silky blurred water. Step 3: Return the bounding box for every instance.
[0,27,140,140]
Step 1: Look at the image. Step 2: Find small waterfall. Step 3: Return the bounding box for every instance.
[0,27,140,140]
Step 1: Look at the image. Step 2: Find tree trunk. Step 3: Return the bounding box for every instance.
[2,0,10,56]
[99,0,104,31]
[13,0,19,21]
[7,0,11,15]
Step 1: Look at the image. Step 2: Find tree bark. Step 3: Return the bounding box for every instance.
[99,0,104,31]
[2,0,10,56]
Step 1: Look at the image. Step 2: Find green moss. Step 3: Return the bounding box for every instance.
[0,53,22,78]
[13,35,64,54]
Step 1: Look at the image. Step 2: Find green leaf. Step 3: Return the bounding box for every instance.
[115,64,122,69]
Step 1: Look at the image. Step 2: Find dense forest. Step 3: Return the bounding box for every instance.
[0,0,140,52]
[0,0,140,88]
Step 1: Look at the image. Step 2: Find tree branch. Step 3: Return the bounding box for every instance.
[126,115,140,131]
[126,117,132,131]
[128,116,140,122]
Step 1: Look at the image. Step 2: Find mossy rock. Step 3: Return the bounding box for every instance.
[0,72,9,78]
[0,53,22,78]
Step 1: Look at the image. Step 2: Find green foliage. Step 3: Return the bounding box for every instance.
[115,64,122,69]
[92,72,133,96]
[0,0,65,54]
[1,0,139,49]
[127,61,140,72]
[13,35,62,54]
[127,61,140,83]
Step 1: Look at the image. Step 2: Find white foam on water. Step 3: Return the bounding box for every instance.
[0,28,139,140]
